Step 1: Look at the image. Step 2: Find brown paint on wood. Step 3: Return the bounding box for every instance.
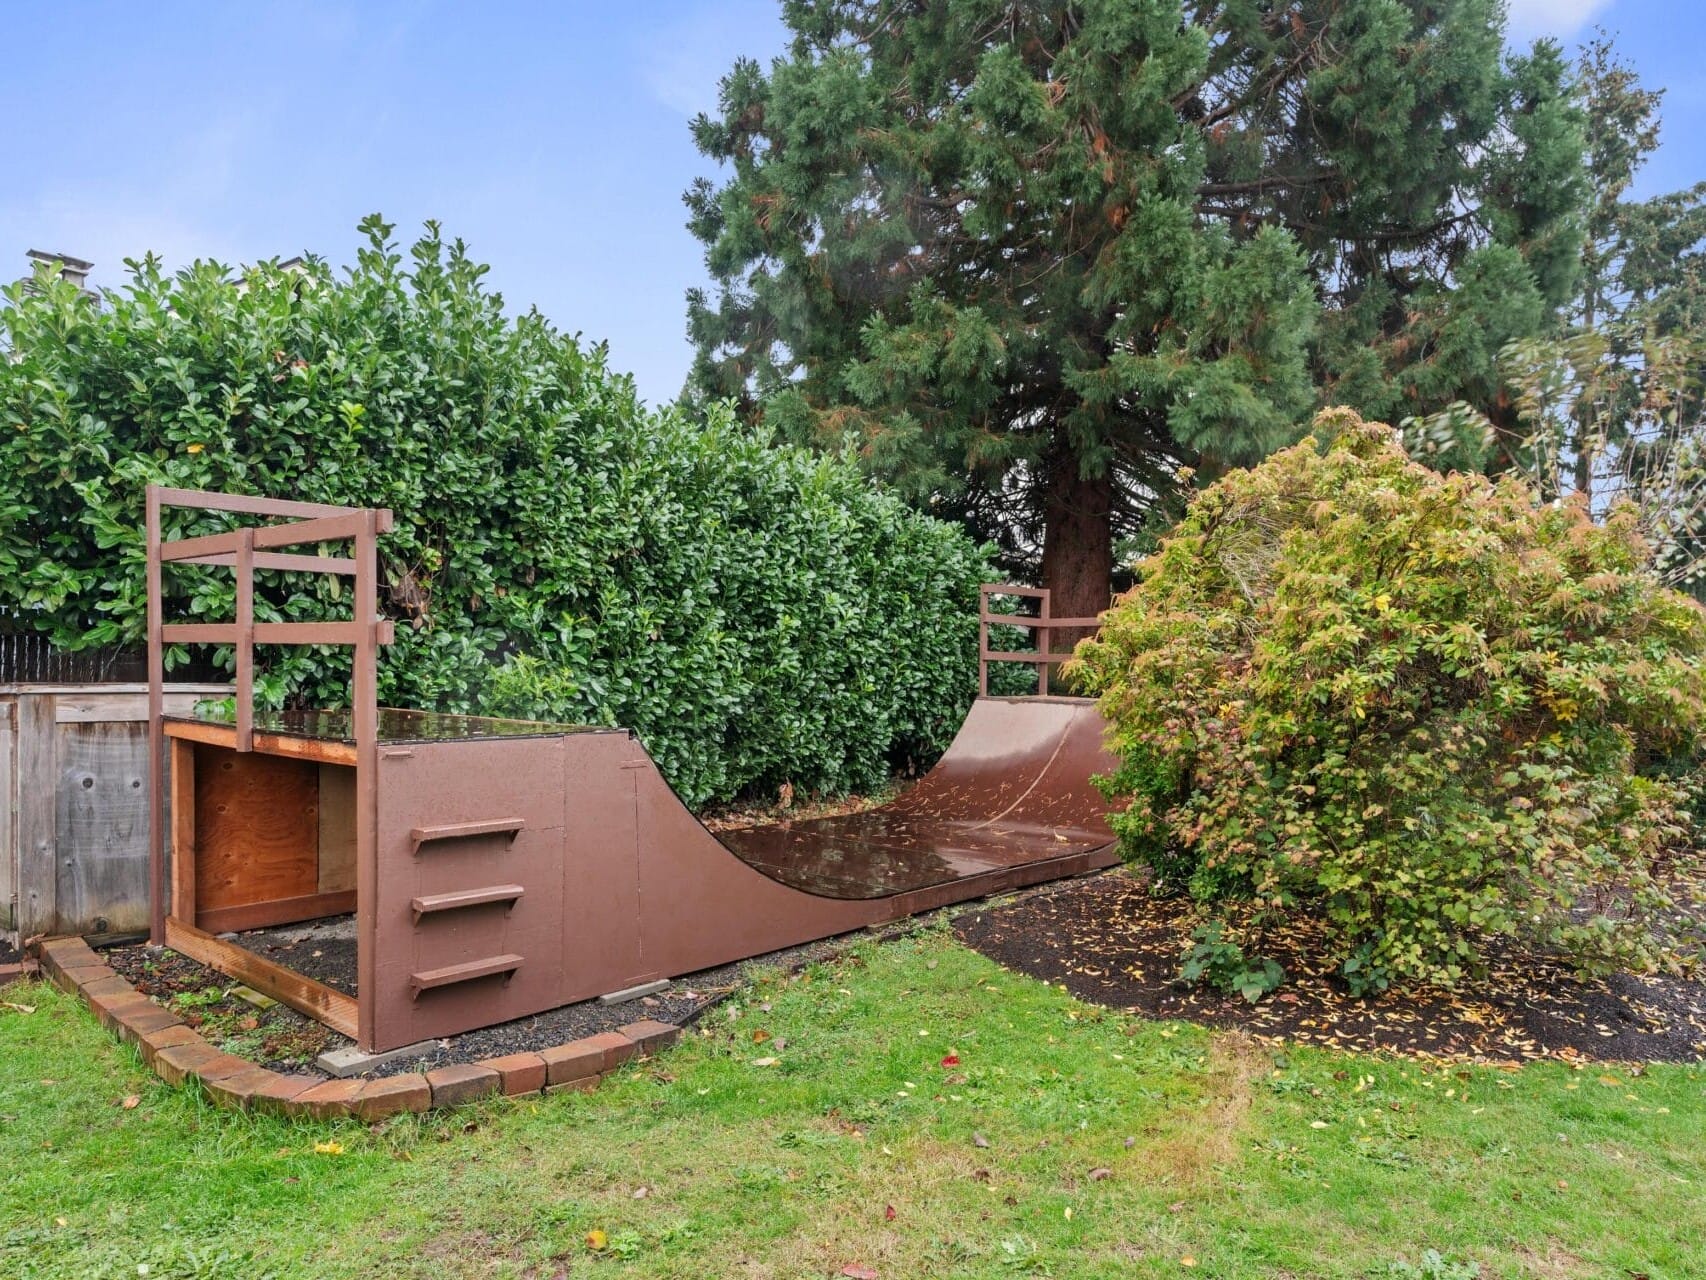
[164,719,358,766]
[164,918,358,1038]
[317,764,356,894]
[196,889,355,935]
[169,738,195,924]
[193,745,319,915]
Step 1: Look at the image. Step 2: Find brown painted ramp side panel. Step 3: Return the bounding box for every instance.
[628,749,882,983]
[350,700,1119,1051]
[371,736,574,1048]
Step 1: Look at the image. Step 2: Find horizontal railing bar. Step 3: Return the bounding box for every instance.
[160,623,237,644]
[168,550,358,576]
[251,511,386,549]
[980,584,1048,598]
[981,649,1074,664]
[255,620,395,645]
[159,531,242,562]
[162,620,394,646]
[154,486,361,519]
[979,612,1103,627]
[159,513,393,564]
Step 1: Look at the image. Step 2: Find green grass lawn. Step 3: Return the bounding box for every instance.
[2,923,1702,1280]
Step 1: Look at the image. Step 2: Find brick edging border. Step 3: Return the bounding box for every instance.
[30,936,680,1119]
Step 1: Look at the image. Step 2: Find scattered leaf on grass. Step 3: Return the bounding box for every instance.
[752,1029,771,1044]
[940,1053,960,1067]
[1180,1256,1197,1268]
[313,1140,344,1155]
[884,1204,896,1221]
[3,1001,36,1014]
[752,1056,779,1067]
[840,1267,878,1279]
[1088,1167,1111,1182]
[119,1095,140,1110]
[973,1131,990,1149]
[585,1229,608,1251]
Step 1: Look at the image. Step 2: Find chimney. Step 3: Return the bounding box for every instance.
[24,249,96,297]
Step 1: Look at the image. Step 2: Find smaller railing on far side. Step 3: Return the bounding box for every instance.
[977,583,1103,697]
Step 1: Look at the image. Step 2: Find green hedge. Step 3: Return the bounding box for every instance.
[0,218,992,807]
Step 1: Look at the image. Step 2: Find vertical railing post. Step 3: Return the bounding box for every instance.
[977,584,990,697]
[353,510,380,1051]
[1037,588,1051,697]
[234,527,255,752]
[146,486,165,945]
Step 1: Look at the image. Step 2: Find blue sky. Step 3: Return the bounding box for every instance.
[2,1,1701,406]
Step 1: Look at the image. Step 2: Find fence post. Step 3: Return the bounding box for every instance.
[15,692,56,939]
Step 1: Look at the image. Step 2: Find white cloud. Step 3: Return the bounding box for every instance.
[640,0,787,119]
[1505,0,1616,41]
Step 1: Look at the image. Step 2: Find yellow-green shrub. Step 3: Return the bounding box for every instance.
[1074,411,1706,989]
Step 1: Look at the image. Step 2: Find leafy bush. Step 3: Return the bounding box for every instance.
[0,218,993,807]
[1074,411,1706,987]
[1177,922,1285,1002]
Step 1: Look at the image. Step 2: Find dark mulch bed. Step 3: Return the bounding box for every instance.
[0,936,21,969]
[955,870,1706,1064]
[104,917,917,1079]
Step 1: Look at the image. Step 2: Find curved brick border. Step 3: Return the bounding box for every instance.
[31,936,680,1118]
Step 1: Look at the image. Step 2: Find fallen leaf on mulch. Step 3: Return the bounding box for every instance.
[954,872,1706,1063]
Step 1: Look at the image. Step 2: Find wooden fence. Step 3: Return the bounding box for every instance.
[2,683,230,943]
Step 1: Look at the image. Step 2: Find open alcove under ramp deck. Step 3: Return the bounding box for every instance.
[162,696,1119,1053]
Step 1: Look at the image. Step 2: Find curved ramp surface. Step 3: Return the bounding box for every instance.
[716,697,1117,898]
[331,696,1120,1050]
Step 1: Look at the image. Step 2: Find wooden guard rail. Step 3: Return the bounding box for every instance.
[977,584,1103,697]
[145,485,395,946]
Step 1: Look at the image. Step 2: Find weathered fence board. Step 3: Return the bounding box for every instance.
[56,720,153,937]
[2,683,230,941]
[0,702,14,933]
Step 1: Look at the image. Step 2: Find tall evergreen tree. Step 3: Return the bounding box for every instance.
[686,1,1583,619]
[1456,34,1706,591]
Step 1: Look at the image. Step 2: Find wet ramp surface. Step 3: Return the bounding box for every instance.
[716,697,1116,899]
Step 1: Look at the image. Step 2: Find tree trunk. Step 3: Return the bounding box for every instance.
[1038,448,1114,685]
